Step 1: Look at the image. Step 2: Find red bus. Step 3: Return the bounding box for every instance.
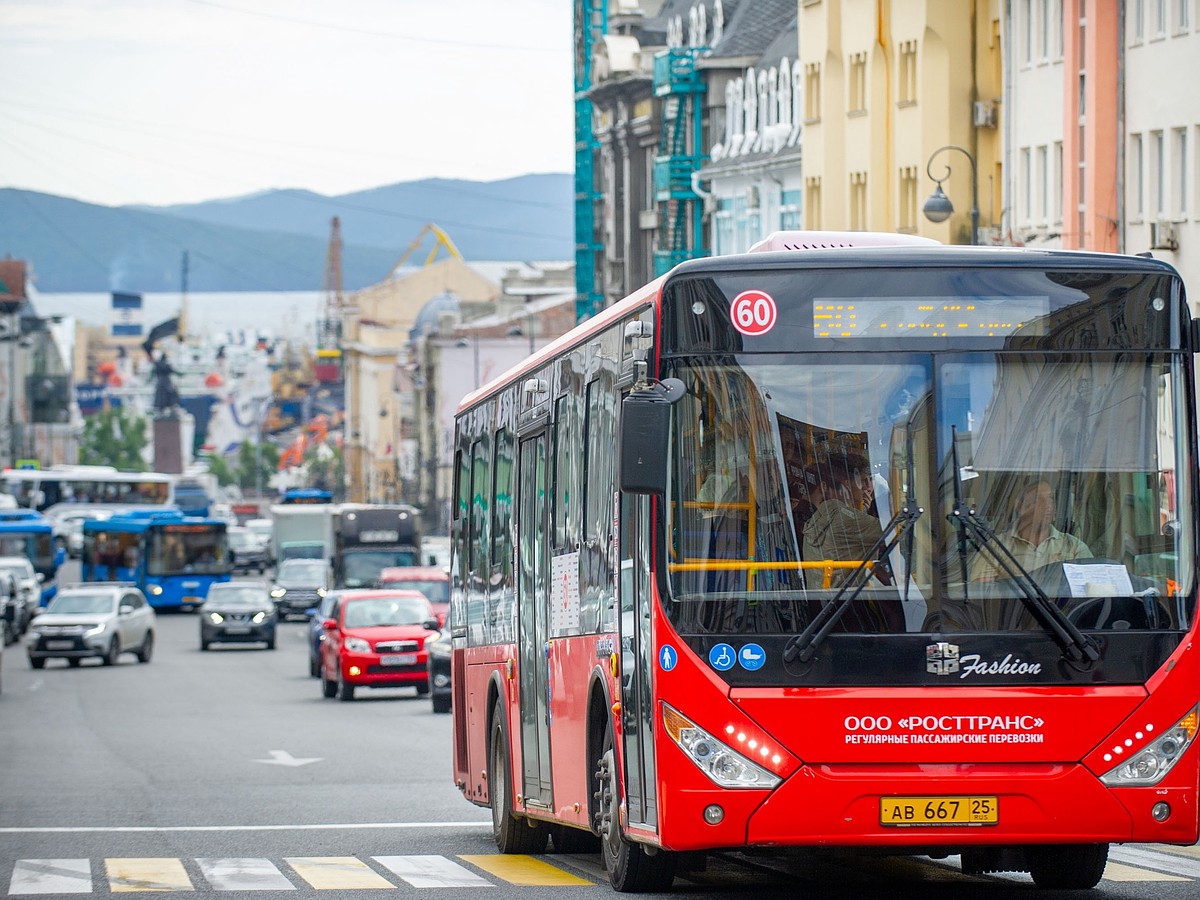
[448,232,1199,892]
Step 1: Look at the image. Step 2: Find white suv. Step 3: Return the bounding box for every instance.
[26,584,155,668]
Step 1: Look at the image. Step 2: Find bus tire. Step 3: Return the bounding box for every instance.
[489,699,547,854]
[1028,843,1107,889]
[102,638,120,666]
[136,632,154,663]
[595,722,676,892]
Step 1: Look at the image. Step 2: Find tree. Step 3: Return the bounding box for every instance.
[79,408,148,471]
[235,440,280,494]
[204,452,236,487]
[305,442,344,500]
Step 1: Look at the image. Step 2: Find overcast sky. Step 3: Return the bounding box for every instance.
[0,0,574,208]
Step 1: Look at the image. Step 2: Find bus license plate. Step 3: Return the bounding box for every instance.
[880,796,998,826]
[380,653,416,666]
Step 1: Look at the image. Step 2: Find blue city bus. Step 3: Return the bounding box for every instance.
[0,509,63,604]
[81,510,232,610]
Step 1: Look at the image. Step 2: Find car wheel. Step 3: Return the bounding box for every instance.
[309,655,321,678]
[416,681,430,696]
[432,694,451,714]
[136,631,154,663]
[337,671,355,702]
[321,667,337,698]
[102,638,120,667]
[200,637,210,651]
[28,655,45,669]
[265,636,276,650]
[3,619,14,646]
[68,657,82,668]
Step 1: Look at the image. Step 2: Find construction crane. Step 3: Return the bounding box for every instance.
[390,223,463,275]
[315,217,343,384]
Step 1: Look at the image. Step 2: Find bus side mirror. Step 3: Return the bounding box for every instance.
[55,547,65,567]
[618,378,686,495]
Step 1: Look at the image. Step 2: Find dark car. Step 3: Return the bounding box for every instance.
[306,590,338,677]
[228,527,271,575]
[426,625,451,713]
[319,590,439,701]
[200,581,277,650]
[270,558,331,620]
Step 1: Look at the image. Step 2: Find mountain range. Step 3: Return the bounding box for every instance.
[0,173,573,293]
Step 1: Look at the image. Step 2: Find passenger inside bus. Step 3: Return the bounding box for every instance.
[800,455,892,589]
[969,478,1093,582]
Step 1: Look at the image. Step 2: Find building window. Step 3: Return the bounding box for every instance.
[780,188,802,230]
[1131,133,1145,220]
[1132,0,1145,41]
[849,172,867,230]
[804,63,821,122]
[1021,147,1032,225]
[806,176,822,229]
[1178,0,1190,31]
[1040,0,1051,60]
[899,166,918,231]
[1152,130,1165,215]
[1038,145,1049,223]
[898,41,917,104]
[848,52,867,113]
[1054,0,1065,58]
[778,59,793,127]
[714,198,733,256]
[1154,0,1166,36]
[1023,0,1033,63]
[1053,141,1064,224]
[1174,127,1188,217]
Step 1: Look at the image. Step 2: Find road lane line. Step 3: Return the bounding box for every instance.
[1109,846,1200,879]
[0,821,490,834]
[8,859,91,894]
[373,855,493,888]
[105,858,193,892]
[196,859,296,891]
[285,857,394,890]
[1102,862,1187,882]
[459,855,593,886]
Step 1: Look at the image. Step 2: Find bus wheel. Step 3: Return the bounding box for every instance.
[1028,844,1107,889]
[489,699,547,853]
[595,724,676,892]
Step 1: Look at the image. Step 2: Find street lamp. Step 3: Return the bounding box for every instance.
[923,144,980,245]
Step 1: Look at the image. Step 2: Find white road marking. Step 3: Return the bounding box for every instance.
[1110,845,1200,879]
[373,855,494,888]
[196,858,296,891]
[8,859,91,894]
[252,750,322,767]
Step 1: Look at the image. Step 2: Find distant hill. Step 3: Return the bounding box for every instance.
[0,174,573,293]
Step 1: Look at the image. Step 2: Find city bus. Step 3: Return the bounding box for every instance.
[280,488,334,505]
[0,509,62,604]
[449,232,1199,892]
[333,503,422,589]
[81,510,232,610]
[1,465,175,517]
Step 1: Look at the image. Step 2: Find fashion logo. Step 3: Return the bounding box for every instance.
[926,642,959,675]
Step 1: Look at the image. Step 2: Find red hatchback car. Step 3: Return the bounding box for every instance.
[319,589,441,702]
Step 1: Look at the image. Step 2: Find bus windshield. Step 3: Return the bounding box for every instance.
[342,550,418,589]
[0,532,55,569]
[147,527,230,576]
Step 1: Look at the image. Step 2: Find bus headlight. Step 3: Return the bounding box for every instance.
[148,585,163,595]
[663,704,781,789]
[1101,707,1198,786]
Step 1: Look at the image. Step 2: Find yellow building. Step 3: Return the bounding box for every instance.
[800,0,1004,243]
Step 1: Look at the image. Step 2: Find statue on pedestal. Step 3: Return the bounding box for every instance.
[151,351,181,416]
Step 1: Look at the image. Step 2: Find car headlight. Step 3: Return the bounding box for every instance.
[148,585,163,595]
[85,623,107,637]
[317,588,327,597]
[1100,707,1199,786]
[208,612,224,624]
[270,588,286,598]
[662,704,782,789]
[344,636,370,653]
[252,611,267,624]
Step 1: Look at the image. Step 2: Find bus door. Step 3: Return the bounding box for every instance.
[619,491,658,827]
[517,431,552,807]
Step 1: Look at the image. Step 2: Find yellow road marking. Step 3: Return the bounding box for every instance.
[105,858,193,892]
[285,857,394,890]
[1103,862,1187,882]
[459,854,592,886]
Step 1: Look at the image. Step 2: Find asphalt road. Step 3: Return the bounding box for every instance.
[1,577,1198,898]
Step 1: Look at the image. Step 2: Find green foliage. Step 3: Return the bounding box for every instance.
[205,452,236,487]
[79,408,148,471]
[304,443,344,499]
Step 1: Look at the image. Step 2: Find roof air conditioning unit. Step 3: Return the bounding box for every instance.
[973,100,997,128]
[1149,219,1179,251]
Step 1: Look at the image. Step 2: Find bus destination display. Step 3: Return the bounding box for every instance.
[813,296,1050,339]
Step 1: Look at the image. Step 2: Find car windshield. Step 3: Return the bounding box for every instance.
[47,594,115,615]
[0,564,28,578]
[379,579,449,604]
[228,532,255,548]
[343,597,429,628]
[206,586,269,606]
[278,560,326,582]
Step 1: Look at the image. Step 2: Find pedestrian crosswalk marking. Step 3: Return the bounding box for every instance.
[105,859,193,893]
[284,857,394,890]
[8,859,91,895]
[1102,862,1187,882]
[372,856,493,888]
[459,855,592,886]
[196,859,297,892]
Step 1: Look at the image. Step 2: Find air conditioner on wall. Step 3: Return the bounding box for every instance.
[973,101,997,128]
[1149,219,1179,251]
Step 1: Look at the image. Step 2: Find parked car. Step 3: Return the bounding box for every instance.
[271,558,331,620]
[319,589,439,701]
[375,566,450,626]
[426,625,452,714]
[228,526,271,574]
[305,590,339,677]
[0,555,42,637]
[26,584,155,668]
[244,518,274,563]
[200,581,277,650]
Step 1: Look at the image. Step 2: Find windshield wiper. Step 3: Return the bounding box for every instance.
[783,436,925,665]
[946,427,1099,664]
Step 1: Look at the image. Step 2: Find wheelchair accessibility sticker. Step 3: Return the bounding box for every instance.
[709,643,736,671]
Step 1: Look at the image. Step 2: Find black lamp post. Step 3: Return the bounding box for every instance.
[923,144,980,245]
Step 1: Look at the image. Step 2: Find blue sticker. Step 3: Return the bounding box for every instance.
[659,644,678,672]
[738,643,766,670]
[708,643,736,671]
